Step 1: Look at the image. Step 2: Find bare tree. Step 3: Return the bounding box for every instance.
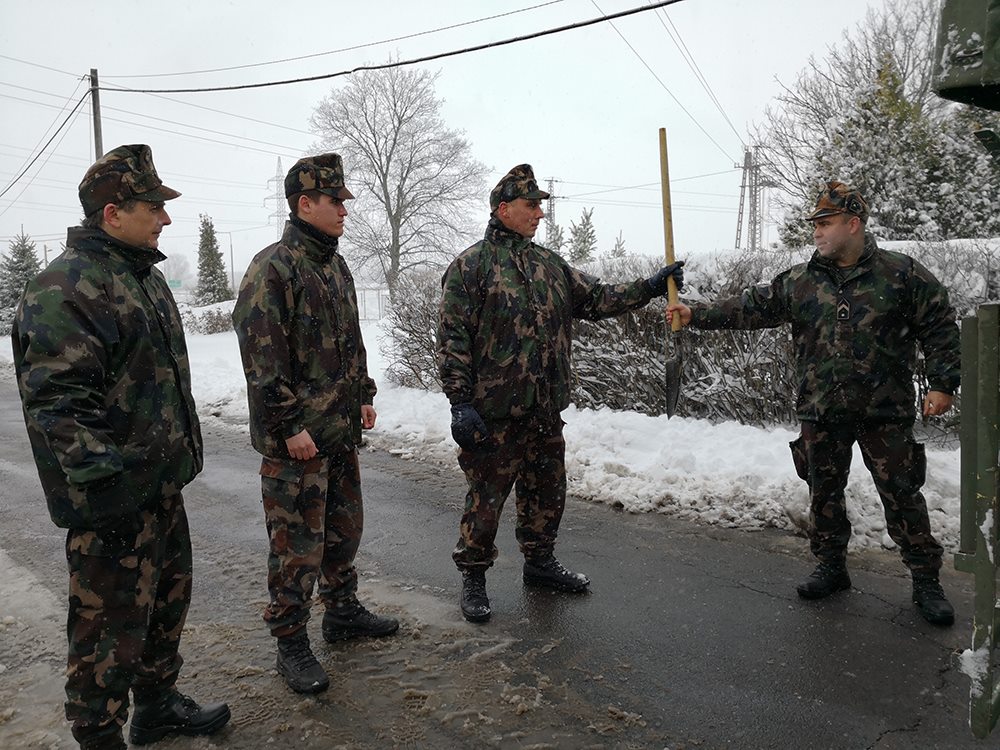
[754,0,944,239]
[310,67,488,298]
[162,253,194,290]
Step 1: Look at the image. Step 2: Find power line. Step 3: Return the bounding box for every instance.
[649,3,745,147]
[0,79,86,194]
[0,111,84,222]
[556,169,738,191]
[560,196,737,213]
[0,54,78,78]
[588,0,733,163]
[102,1,569,79]
[98,82,315,137]
[564,184,736,198]
[1,77,313,140]
[0,91,88,202]
[0,143,280,191]
[0,89,307,154]
[99,0,688,94]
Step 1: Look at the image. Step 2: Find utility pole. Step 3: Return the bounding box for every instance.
[264,157,284,241]
[89,68,103,159]
[734,145,776,252]
[544,177,558,247]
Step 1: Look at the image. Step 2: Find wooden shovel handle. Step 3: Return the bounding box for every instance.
[659,128,681,332]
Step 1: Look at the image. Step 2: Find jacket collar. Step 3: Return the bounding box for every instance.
[485,216,532,248]
[66,226,167,273]
[287,215,340,261]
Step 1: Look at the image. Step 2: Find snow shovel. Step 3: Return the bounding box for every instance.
[659,127,682,418]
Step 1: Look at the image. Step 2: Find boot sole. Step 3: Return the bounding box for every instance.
[129,705,231,745]
[322,622,400,643]
[796,578,851,600]
[913,599,955,626]
[461,607,491,623]
[523,573,590,593]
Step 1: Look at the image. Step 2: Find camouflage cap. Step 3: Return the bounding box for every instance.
[284,153,355,200]
[805,181,869,223]
[489,164,551,211]
[78,144,181,216]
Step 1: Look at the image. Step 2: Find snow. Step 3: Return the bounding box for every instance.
[960,643,991,699]
[0,316,962,554]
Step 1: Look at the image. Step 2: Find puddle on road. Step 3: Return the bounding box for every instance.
[179,581,667,749]
[0,553,674,749]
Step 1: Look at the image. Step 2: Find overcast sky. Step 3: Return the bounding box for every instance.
[0,0,891,285]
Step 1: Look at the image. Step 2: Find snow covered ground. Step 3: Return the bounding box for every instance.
[0,315,962,555]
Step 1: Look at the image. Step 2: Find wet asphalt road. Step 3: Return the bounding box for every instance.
[0,371,988,749]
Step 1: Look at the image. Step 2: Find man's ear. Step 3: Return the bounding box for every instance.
[298,193,313,216]
[102,203,120,229]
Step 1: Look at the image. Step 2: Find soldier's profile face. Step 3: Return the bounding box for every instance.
[498,198,543,238]
[812,213,858,265]
[114,201,171,249]
[302,193,348,237]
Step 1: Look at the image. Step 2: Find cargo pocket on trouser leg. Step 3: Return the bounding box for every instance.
[259,456,327,635]
[789,436,810,484]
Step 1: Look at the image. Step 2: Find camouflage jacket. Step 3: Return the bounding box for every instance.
[690,234,961,423]
[438,218,655,420]
[12,227,203,531]
[232,217,375,458]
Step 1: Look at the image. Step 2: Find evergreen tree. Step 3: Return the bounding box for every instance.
[757,0,1000,245]
[194,214,232,306]
[929,105,1000,240]
[0,230,41,308]
[568,208,597,264]
[545,220,566,255]
[609,231,627,258]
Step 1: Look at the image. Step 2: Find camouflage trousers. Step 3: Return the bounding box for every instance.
[64,493,191,745]
[260,450,363,638]
[790,420,943,574]
[453,413,566,570]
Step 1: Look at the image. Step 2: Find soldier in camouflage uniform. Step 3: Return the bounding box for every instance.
[232,153,398,695]
[11,145,230,750]
[438,164,685,623]
[667,181,961,626]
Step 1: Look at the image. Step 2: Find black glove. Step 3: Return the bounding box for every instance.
[645,260,685,297]
[450,403,488,450]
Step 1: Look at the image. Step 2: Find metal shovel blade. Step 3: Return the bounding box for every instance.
[664,350,682,418]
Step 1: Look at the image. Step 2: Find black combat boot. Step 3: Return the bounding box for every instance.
[523,554,590,593]
[79,729,127,750]
[460,569,491,623]
[912,575,955,626]
[128,689,231,746]
[275,631,330,694]
[796,561,852,599]
[322,596,399,643]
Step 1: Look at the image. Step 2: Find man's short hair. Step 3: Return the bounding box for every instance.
[287,189,325,216]
[81,198,139,229]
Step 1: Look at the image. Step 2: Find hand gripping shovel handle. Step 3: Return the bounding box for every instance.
[659,127,682,417]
